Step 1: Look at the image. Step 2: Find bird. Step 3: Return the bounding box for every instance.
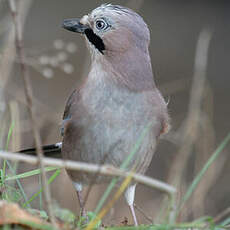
[20,4,169,226]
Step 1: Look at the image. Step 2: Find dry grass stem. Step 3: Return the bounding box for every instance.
[168,29,212,181]
[192,112,216,217]
[0,0,32,149]
[9,101,21,152]
[167,29,212,221]
[169,29,212,183]
[0,150,176,195]
[191,83,216,217]
[7,0,56,226]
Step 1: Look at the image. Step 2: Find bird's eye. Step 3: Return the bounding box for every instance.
[96,19,107,30]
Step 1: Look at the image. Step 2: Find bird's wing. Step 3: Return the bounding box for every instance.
[61,88,80,136]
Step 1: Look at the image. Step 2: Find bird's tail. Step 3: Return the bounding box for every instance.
[19,142,62,158]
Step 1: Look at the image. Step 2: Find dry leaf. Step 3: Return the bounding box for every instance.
[0,201,51,229]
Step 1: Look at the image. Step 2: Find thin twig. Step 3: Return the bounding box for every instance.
[0,150,176,195]
[7,0,56,226]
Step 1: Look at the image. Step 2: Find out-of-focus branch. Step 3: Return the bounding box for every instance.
[0,150,176,195]
[0,0,32,149]
[7,0,56,226]
[167,29,212,220]
[168,29,212,183]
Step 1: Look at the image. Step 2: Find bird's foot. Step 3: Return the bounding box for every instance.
[77,210,89,227]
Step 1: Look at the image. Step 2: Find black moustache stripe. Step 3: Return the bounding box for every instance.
[85,29,105,54]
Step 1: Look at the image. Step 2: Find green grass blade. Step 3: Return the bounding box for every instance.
[94,178,118,214]
[177,132,230,215]
[2,121,30,206]
[39,173,43,210]
[22,168,61,208]
[5,166,60,181]
[20,220,54,230]
[220,217,230,226]
[94,122,152,215]
[2,121,15,179]
[6,161,31,208]
[5,121,15,151]
[99,222,210,230]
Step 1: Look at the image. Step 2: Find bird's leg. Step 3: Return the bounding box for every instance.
[125,184,138,226]
[129,203,138,226]
[73,182,87,218]
[76,190,87,217]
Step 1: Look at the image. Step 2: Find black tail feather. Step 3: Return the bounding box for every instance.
[19,142,62,158]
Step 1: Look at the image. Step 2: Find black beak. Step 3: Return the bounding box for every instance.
[62,18,89,33]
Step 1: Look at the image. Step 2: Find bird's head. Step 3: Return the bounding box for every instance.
[62,4,150,56]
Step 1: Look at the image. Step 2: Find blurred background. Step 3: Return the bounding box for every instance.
[0,0,229,225]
